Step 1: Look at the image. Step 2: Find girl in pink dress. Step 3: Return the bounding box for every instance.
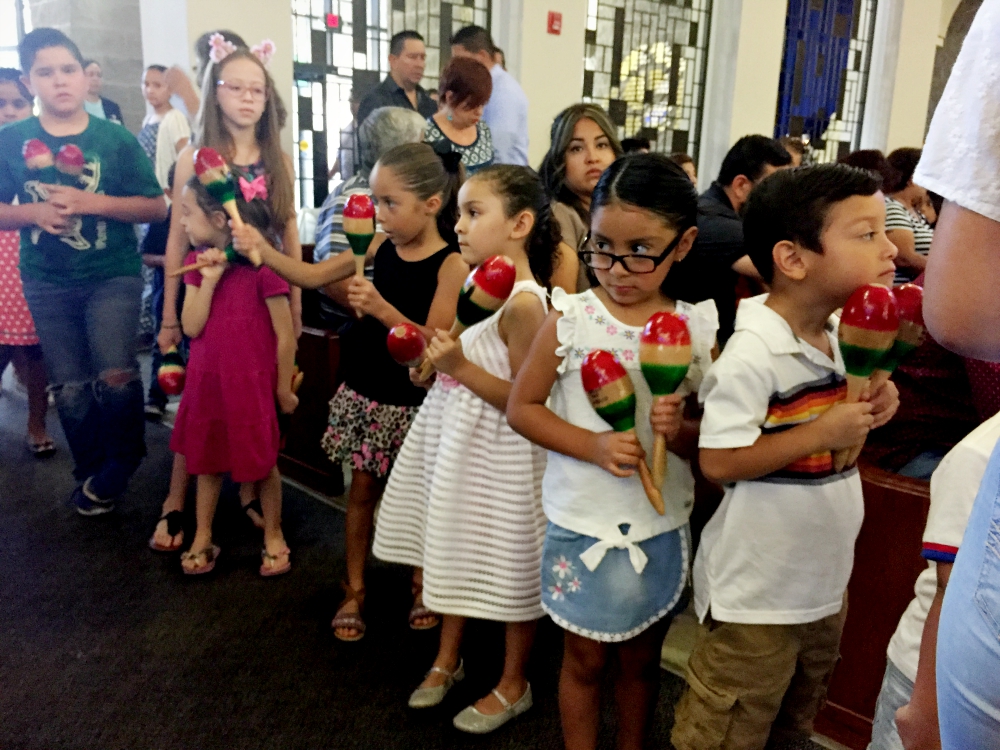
[0,69,54,456]
[169,175,297,576]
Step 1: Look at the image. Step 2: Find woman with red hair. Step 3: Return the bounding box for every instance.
[424,57,495,175]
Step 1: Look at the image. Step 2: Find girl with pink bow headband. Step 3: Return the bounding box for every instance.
[150,30,303,563]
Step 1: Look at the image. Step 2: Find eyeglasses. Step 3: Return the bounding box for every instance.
[217,81,267,100]
[578,233,683,274]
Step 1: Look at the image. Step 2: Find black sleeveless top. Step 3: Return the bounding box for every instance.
[341,239,458,406]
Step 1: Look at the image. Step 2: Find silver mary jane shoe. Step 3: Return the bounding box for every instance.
[452,683,533,734]
[407,660,465,709]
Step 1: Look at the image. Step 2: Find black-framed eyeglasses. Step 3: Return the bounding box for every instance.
[578,233,683,274]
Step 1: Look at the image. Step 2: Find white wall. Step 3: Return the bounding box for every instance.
[885,0,942,150]
[518,0,588,167]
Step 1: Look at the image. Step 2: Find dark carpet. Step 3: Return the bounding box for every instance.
[0,370,826,750]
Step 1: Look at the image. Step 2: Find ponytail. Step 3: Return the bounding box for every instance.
[471,165,563,289]
[375,143,464,245]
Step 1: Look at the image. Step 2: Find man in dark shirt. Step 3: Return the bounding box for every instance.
[356,30,438,127]
[668,135,792,344]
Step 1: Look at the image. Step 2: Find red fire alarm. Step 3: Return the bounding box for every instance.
[326,13,340,29]
[547,11,562,35]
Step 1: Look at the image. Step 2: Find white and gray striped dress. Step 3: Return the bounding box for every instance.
[372,280,548,622]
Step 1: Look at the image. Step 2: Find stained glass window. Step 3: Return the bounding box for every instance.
[582,0,713,161]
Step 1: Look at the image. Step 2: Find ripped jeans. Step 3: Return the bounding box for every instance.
[23,276,146,500]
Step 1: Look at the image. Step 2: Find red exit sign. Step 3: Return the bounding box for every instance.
[547,11,562,35]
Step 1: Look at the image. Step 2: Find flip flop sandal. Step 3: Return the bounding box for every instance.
[26,437,56,458]
[332,581,366,642]
[409,587,441,631]
[241,496,265,530]
[149,510,185,552]
[180,545,220,575]
[260,546,291,577]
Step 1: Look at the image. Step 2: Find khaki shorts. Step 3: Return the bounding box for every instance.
[671,598,848,750]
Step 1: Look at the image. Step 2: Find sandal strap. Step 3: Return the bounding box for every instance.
[331,612,366,630]
[340,581,366,608]
[427,661,461,681]
[261,546,290,563]
[491,689,512,712]
[160,510,184,537]
[181,545,218,564]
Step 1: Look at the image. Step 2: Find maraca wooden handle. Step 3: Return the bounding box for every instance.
[843,369,890,466]
[169,259,210,277]
[652,434,669,488]
[416,320,462,381]
[637,454,666,515]
[223,203,262,267]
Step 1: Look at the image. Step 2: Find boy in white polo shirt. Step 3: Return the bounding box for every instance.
[672,164,901,750]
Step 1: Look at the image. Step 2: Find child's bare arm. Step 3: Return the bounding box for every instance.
[700,401,874,484]
[266,294,299,415]
[508,311,645,477]
[430,292,546,412]
[180,249,227,338]
[45,185,167,223]
[0,201,71,233]
[279,163,304,337]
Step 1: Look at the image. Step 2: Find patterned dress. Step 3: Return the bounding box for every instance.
[423,118,495,175]
[0,230,39,347]
[372,281,549,621]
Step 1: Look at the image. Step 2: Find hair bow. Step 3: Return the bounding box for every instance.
[239,174,269,202]
[434,147,463,175]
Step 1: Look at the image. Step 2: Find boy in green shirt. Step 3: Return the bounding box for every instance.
[0,28,167,514]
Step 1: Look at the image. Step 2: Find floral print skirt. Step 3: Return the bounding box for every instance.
[540,521,689,643]
[321,382,418,478]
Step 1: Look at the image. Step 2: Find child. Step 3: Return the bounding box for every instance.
[150,37,301,550]
[231,143,469,640]
[170,175,297,576]
[507,153,719,750]
[0,29,167,513]
[0,67,55,457]
[371,166,559,732]
[670,164,901,750]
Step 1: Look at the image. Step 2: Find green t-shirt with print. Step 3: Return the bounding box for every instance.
[0,115,164,285]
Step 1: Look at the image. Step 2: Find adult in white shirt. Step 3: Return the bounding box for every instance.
[450,25,529,167]
[916,3,1000,749]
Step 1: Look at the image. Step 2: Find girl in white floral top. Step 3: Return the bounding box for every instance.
[508,154,718,749]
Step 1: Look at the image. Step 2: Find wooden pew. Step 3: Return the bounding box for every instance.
[814,461,931,749]
[277,244,346,497]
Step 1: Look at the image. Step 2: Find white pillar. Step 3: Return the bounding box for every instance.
[860,0,903,151]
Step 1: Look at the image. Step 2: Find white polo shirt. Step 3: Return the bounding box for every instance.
[885,412,1000,682]
[693,296,864,625]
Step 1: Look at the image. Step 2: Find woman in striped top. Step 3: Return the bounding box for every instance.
[885,148,935,284]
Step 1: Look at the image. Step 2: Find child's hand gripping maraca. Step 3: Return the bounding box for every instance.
[834,284,898,471]
[416,255,517,381]
[581,350,666,515]
[194,147,261,266]
[343,194,376,277]
[845,283,923,465]
[640,311,692,487]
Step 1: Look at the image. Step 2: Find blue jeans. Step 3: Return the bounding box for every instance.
[22,276,146,499]
[937,439,1000,749]
[868,659,912,750]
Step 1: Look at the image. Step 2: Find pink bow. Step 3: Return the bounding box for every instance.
[239,174,268,202]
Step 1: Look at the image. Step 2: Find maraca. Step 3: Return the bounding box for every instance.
[581,350,665,515]
[343,194,375,276]
[845,283,925,465]
[23,139,57,184]
[640,312,692,486]
[387,323,427,367]
[194,147,261,266]
[417,256,517,380]
[157,347,186,395]
[55,144,85,179]
[834,284,898,471]
[169,244,247,277]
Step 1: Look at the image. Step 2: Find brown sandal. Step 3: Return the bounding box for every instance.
[332,581,366,642]
[409,585,440,631]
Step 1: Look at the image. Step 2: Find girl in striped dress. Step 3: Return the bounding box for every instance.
[372,166,561,733]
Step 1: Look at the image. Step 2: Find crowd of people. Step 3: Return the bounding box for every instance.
[1,7,999,749]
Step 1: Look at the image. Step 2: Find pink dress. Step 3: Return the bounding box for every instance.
[0,230,39,346]
[169,251,290,482]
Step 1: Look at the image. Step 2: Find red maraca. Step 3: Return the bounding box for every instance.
[640,312,692,486]
[834,284,898,470]
[387,323,426,367]
[55,144,85,178]
[581,350,665,515]
[343,194,376,276]
[157,347,186,395]
[417,255,517,380]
